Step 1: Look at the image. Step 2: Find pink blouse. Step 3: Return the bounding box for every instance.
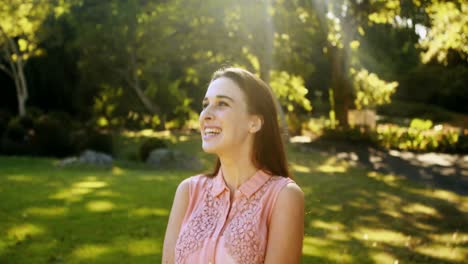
[174,169,294,264]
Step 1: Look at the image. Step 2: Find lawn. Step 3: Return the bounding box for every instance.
[0,135,467,263]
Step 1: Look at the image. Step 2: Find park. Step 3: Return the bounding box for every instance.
[1,0,467,263]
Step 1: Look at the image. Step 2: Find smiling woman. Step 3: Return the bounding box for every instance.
[162,67,304,264]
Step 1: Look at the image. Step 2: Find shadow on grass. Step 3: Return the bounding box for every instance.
[289,145,468,263]
[0,156,189,264]
[1,147,467,263]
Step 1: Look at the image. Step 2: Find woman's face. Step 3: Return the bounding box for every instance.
[199,77,257,156]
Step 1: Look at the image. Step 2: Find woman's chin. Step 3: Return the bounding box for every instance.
[201,143,218,154]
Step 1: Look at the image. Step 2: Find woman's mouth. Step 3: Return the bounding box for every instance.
[203,127,222,139]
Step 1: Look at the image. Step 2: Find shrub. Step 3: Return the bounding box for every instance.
[83,130,114,155]
[377,100,460,123]
[34,115,73,157]
[0,109,13,142]
[1,117,34,155]
[139,137,168,161]
[455,133,468,153]
[376,121,461,153]
[321,126,377,145]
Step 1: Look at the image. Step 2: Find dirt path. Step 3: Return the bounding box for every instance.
[303,140,468,195]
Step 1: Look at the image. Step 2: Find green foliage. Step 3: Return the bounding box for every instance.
[0,109,13,140]
[376,121,462,153]
[420,0,468,64]
[377,100,464,124]
[321,117,464,153]
[139,138,168,161]
[321,126,377,145]
[351,68,398,110]
[269,70,312,113]
[81,130,114,155]
[409,118,432,130]
[1,116,34,155]
[33,114,72,157]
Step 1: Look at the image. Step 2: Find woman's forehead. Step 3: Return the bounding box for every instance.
[204,77,243,100]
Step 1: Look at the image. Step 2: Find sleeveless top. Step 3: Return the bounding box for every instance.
[174,169,295,264]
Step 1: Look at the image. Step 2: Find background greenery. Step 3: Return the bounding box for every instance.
[1,135,467,264]
[1,0,467,263]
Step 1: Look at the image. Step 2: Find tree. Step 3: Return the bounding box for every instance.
[420,0,468,64]
[0,0,67,116]
[303,0,402,127]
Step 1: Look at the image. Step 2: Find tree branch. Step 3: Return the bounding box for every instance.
[0,63,12,78]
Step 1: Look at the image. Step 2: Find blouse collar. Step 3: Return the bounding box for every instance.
[212,168,272,198]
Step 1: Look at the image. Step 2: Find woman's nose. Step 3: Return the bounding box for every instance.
[200,106,214,121]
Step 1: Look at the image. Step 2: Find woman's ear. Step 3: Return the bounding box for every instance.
[249,115,263,133]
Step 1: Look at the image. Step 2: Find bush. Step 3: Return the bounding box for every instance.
[0,109,13,142]
[82,130,114,155]
[321,126,377,145]
[139,137,168,161]
[377,100,461,124]
[34,115,73,157]
[1,117,34,155]
[320,118,464,153]
[455,134,468,153]
[376,121,461,153]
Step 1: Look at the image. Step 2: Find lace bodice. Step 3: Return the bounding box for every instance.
[175,170,294,264]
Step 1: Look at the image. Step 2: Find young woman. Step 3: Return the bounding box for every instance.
[163,67,304,264]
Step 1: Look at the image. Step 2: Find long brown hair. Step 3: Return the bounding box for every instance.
[205,67,291,178]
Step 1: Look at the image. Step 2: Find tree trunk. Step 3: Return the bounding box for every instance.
[128,50,165,129]
[329,45,350,128]
[260,0,273,84]
[1,27,28,117]
[16,58,28,117]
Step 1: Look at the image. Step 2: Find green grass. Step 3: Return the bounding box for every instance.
[0,136,467,263]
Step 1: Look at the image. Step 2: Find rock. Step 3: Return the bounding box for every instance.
[57,149,113,167]
[79,150,113,166]
[146,148,202,170]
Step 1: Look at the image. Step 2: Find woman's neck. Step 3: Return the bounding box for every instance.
[219,154,258,193]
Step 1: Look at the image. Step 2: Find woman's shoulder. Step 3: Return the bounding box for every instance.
[178,173,214,192]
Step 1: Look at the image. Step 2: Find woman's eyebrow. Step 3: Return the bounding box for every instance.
[202,95,235,102]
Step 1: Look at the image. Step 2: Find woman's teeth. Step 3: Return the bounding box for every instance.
[204,127,221,135]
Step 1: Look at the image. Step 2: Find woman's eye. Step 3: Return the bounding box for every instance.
[202,103,208,109]
[218,101,228,107]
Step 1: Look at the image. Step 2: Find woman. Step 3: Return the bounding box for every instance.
[163,67,304,264]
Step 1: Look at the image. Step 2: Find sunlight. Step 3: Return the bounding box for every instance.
[112,166,125,175]
[291,163,311,173]
[139,175,172,182]
[50,187,92,202]
[310,220,344,231]
[24,206,68,217]
[352,228,407,246]
[178,135,189,142]
[371,251,398,264]
[74,180,108,189]
[415,244,465,262]
[129,207,169,217]
[95,189,120,197]
[51,178,109,202]
[72,244,113,259]
[317,157,349,173]
[86,200,116,212]
[123,129,172,138]
[412,221,436,231]
[367,172,402,187]
[7,175,35,182]
[7,223,45,241]
[402,203,440,217]
[429,232,468,245]
[127,239,160,255]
